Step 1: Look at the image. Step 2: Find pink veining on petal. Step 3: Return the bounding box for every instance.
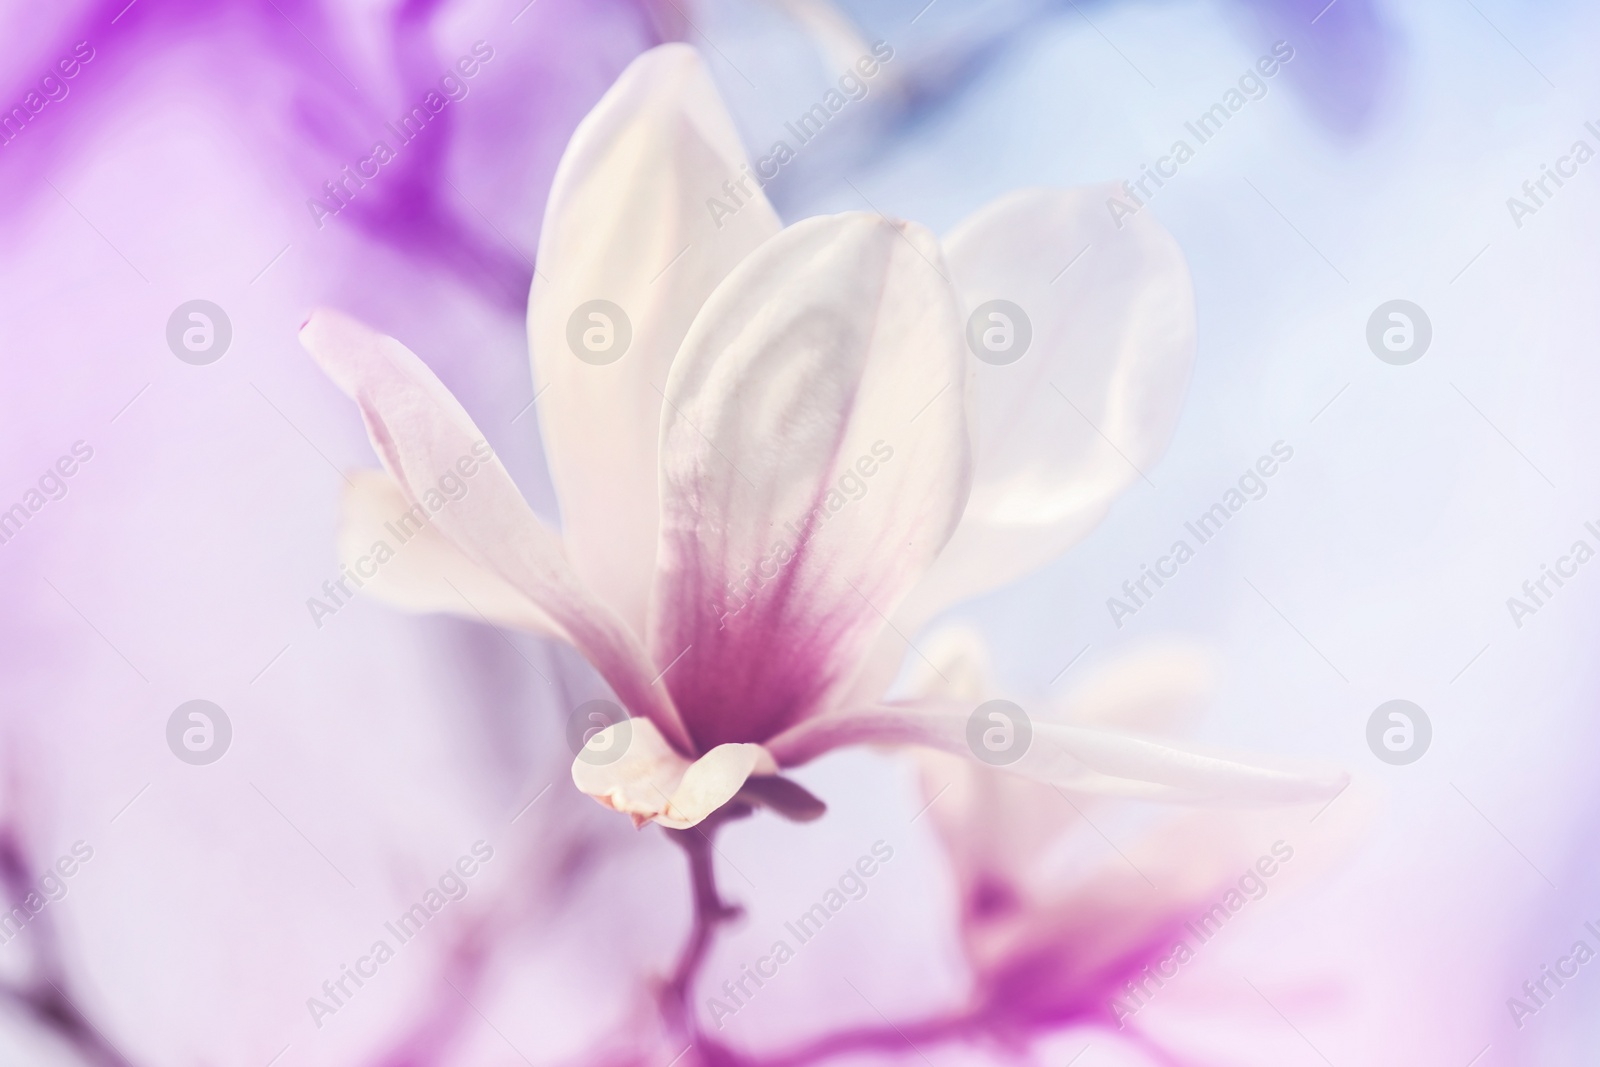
[648,213,971,752]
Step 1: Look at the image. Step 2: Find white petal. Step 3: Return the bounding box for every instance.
[529,44,782,639]
[766,699,1345,805]
[647,212,972,751]
[898,185,1196,629]
[570,717,776,829]
[300,308,690,750]
[338,468,563,636]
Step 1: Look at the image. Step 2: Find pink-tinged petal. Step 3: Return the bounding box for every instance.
[338,469,564,636]
[765,699,1345,804]
[908,630,1367,1031]
[300,308,689,751]
[571,718,777,829]
[529,44,782,639]
[648,212,971,750]
[898,185,1196,629]
[921,748,1374,1030]
[953,768,1329,1026]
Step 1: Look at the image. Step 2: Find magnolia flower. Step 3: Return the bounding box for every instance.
[911,627,1359,1054]
[302,42,1344,831]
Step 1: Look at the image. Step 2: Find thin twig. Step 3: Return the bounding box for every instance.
[659,808,750,1037]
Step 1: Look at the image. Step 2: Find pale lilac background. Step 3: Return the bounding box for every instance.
[2,0,1598,1065]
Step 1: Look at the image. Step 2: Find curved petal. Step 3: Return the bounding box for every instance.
[765,699,1345,805]
[300,308,689,751]
[570,718,777,829]
[897,184,1197,630]
[648,212,972,751]
[338,468,564,636]
[919,745,1373,1028]
[960,779,1327,1026]
[529,43,782,639]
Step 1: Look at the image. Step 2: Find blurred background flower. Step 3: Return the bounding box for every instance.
[0,2,685,1065]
